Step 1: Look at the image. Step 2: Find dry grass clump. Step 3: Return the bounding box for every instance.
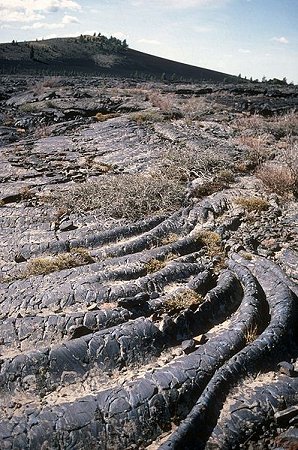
[215,169,235,184]
[164,289,204,313]
[239,251,254,261]
[92,162,115,173]
[0,249,92,282]
[245,324,259,344]
[144,258,166,274]
[160,233,179,246]
[19,187,34,201]
[195,230,222,257]
[130,111,164,123]
[233,161,254,174]
[234,196,269,212]
[25,248,94,277]
[95,112,119,122]
[53,206,70,225]
[34,124,52,138]
[145,252,177,273]
[191,179,228,199]
[46,171,185,220]
[83,156,115,173]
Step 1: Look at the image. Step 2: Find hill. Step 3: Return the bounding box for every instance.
[0,34,235,81]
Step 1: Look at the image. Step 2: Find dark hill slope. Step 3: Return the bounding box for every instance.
[125,49,233,82]
[0,36,235,81]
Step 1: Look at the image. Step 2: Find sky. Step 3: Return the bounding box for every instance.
[0,0,297,83]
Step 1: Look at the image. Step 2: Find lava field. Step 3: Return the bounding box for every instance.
[0,76,297,449]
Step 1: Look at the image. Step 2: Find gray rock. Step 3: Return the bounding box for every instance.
[59,220,77,232]
[181,339,196,354]
[278,361,296,377]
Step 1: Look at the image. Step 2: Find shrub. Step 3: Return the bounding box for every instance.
[34,76,62,90]
[256,164,298,197]
[19,102,39,113]
[232,111,298,141]
[181,96,211,122]
[83,157,115,173]
[233,161,254,173]
[162,146,228,182]
[234,196,269,212]
[46,171,185,220]
[235,133,272,166]
[46,100,56,108]
[255,143,297,197]
[266,110,298,139]
[148,91,177,112]
[233,113,266,132]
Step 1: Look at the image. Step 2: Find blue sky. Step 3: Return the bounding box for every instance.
[0,0,297,83]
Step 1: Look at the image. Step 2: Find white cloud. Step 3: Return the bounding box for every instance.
[271,36,289,44]
[0,0,81,23]
[0,9,45,22]
[112,32,127,40]
[0,0,81,11]
[42,33,58,39]
[21,14,79,29]
[36,30,79,39]
[81,29,97,36]
[62,14,79,24]
[132,0,228,8]
[21,21,64,29]
[193,25,213,33]
[138,38,161,45]
[238,48,251,54]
